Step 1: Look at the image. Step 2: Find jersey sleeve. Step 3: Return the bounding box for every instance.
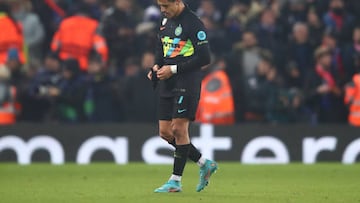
[155,32,164,67]
[177,17,211,74]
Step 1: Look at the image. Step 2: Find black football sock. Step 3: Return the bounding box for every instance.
[173,144,190,176]
[169,139,201,163]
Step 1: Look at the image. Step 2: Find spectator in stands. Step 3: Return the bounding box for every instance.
[134,2,159,55]
[346,0,360,24]
[306,7,324,48]
[267,87,306,123]
[110,57,142,122]
[51,2,108,71]
[100,0,139,75]
[54,59,87,123]
[343,26,360,83]
[284,60,302,89]
[286,22,315,87]
[30,0,67,54]
[122,51,158,122]
[82,0,103,20]
[321,30,346,86]
[83,54,117,122]
[280,0,308,34]
[196,0,221,23]
[243,53,282,122]
[224,0,260,45]
[6,48,26,94]
[226,31,269,122]
[303,46,345,123]
[225,0,261,27]
[200,15,229,56]
[250,8,287,70]
[231,30,269,78]
[322,0,355,44]
[5,48,31,122]
[11,0,45,67]
[26,52,62,121]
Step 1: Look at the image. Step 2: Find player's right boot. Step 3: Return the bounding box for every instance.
[196,159,218,192]
[154,180,182,193]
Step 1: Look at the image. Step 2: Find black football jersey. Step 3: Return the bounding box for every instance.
[155,5,211,97]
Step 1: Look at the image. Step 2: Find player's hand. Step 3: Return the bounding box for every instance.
[317,84,330,94]
[147,65,159,80]
[157,65,173,80]
[47,87,61,97]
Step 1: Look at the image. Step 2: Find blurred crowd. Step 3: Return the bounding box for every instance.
[0,0,360,125]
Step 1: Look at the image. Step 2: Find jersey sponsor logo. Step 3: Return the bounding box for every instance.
[197,41,208,45]
[161,36,194,58]
[197,31,207,41]
[175,24,182,36]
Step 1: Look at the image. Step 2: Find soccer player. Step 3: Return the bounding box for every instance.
[147,0,218,193]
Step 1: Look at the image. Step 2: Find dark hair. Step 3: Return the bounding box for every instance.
[46,52,60,61]
[0,2,10,13]
[62,58,81,75]
[260,50,273,64]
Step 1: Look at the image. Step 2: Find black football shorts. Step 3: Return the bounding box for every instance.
[158,94,199,121]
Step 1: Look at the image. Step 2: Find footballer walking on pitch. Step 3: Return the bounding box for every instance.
[147,0,218,193]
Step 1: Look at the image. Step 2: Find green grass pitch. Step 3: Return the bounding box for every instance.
[0,163,359,203]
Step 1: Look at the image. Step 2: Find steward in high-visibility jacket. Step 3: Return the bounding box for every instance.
[0,3,25,65]
[196,68,235,125]
[344,73,360,126]
[51,10,108,71]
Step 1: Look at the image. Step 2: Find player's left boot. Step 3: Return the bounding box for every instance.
[154,180,182,193]
[196,159,218,192]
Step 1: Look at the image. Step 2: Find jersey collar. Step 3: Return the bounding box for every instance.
[173,3,189,21]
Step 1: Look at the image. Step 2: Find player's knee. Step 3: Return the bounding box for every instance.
[171,125,186,139]
[159,129,173,142]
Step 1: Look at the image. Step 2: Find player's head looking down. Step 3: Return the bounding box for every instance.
[157,0,185,19]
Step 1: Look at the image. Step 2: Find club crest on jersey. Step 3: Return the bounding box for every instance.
[175,24,182,36]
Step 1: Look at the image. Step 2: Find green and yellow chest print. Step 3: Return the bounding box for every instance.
[160,19,194,58]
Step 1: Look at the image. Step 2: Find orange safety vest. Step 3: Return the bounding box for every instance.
[0,86,16,125]
[344,74,360,126]
[51,15,108,71]
[196,69,235,125]
[0,13,25,65]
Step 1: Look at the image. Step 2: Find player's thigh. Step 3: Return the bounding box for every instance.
[158,97,174,141]
[158,97,173,121]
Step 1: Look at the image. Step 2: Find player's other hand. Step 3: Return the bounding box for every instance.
[147,65,159,80]
[157,65,173,80]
